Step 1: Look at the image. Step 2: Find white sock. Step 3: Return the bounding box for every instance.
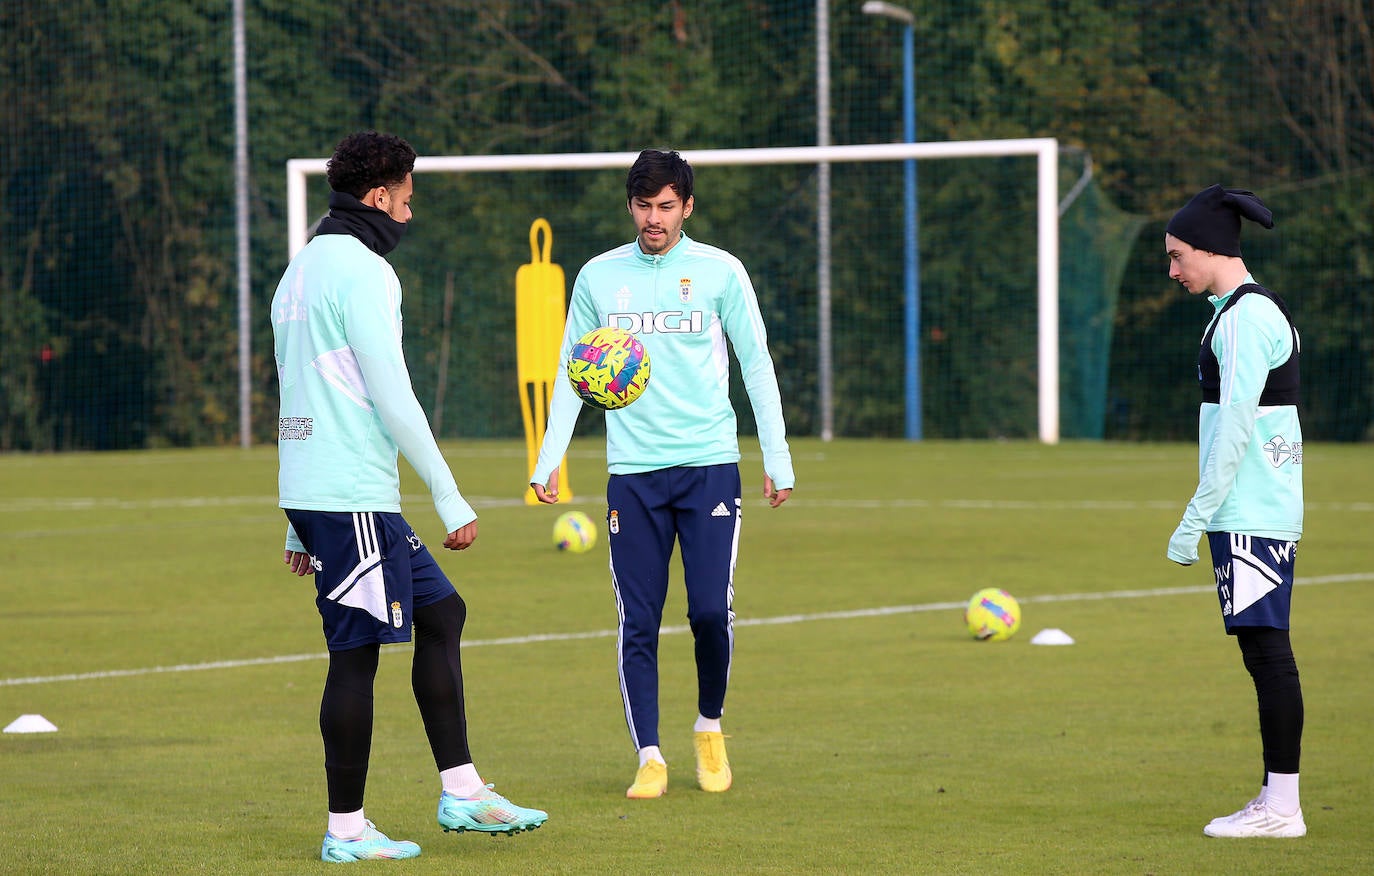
[441,762,485,797]
[638,745,665,767]
[328,809,366,839]
[1265,771,1300,816]
[694,715,722,734]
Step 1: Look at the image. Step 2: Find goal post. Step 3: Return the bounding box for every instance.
[285,139,1060,443]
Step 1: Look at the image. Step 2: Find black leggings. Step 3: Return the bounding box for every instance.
[1235,626,1303,777]
[321,593,472,812]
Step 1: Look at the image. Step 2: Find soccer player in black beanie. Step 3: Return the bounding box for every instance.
[1165,185,1307,838]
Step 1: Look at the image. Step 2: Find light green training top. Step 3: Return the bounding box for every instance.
[271,234,475,552]
[532,233,794,489]
[1173,276,1303,555]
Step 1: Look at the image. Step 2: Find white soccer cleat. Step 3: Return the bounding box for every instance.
[1205,794,1261,829]
[1203,797,1306,838]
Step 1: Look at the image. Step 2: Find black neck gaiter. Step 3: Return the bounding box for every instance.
[315,191,407,256]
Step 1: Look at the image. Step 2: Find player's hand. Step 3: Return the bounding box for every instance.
[283,550,315,576]
[764,475,792,508]
[1167,522,1200,566]
[533,468,561,504]
[443,519,478,551]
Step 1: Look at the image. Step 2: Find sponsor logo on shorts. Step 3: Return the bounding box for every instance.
[1216,567,1233,617]
[711,502,730,517]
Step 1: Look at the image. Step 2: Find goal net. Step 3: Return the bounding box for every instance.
[286,141,1062,442]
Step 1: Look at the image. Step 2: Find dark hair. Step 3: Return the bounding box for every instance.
[326,132,417,198]
[626,149,693,203]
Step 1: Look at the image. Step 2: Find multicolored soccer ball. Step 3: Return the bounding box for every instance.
[552,510,597,553]
[567,326,651,410]
[965,587,1022,641]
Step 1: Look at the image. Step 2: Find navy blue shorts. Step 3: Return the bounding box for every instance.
[1206,532,1297,634]
[284,510,457,651]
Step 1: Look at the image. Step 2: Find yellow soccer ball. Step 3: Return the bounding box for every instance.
[567,326,651,410]
[552,510,597,553]
[965,587,1022,641]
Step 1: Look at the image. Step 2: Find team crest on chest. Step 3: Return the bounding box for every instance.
[679,278,692,303]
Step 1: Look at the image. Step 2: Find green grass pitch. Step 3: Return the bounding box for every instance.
[2,439,1372,874]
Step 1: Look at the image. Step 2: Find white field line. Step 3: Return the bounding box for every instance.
[3,494,1372,515]
[3,573,1369,689]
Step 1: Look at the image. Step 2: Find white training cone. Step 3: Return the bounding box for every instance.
[1030,628,1075,646]
[4,714,58,734]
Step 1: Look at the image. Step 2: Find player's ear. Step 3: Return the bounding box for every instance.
[682,195,694,220]
[362,186,385,210]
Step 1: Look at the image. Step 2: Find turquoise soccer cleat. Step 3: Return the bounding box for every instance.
[437,785,548,836]
[320,820,421,863]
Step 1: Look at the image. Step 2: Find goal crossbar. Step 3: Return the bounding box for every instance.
[286,139,1059,443]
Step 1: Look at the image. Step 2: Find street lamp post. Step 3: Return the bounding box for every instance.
[862,1,921,440]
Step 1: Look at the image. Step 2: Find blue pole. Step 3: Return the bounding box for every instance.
[902,23,921,440]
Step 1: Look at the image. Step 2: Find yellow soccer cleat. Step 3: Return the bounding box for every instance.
[626,759,668,799]
[693,731,732,793]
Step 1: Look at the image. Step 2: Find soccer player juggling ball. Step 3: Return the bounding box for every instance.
[530,149,795,800]
[272,131,547,863]
[1164,184,1307,839]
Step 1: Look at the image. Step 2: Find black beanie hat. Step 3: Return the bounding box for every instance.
[1166,185,1273,257]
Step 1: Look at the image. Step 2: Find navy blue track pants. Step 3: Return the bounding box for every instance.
[606,463,742,750]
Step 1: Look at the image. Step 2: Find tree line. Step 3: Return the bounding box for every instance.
[2,0,1370,449]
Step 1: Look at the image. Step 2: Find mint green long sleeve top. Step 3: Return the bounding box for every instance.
[1168,277,1303,564]
[532,233,794,489]
[272,234,475,552]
